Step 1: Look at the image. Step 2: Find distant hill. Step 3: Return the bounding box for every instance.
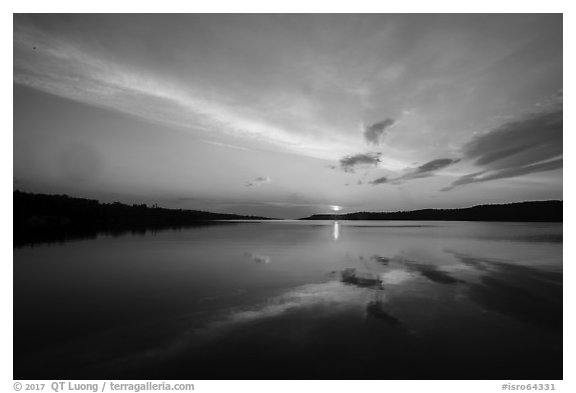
[13,190,271,246]
[301,200,562,222]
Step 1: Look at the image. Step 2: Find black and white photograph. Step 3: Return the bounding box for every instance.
[11,9,567,385]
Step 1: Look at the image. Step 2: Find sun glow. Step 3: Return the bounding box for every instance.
[330,205,342,211]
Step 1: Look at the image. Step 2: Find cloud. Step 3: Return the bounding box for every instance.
[12,22,359,162]
[444,108,562,190]
[363,118,395,145]
[384,158,461,184]
[339,153,381,173]
[465,111,561,168]
[203,140,252,152]
[394,158,461,182]
[415,158,460,173]
[369,176,388,185]
[246,176,272,187]
[369,157,459,186]
[442,158,562,191]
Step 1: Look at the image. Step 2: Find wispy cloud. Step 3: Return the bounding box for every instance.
[364,118,395,145]
[203,140,252,152]
[338,153,381,173]
[13,15,562,211]
[13,23,357,162]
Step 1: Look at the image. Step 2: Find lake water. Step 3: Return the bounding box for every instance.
[13,220,563,379]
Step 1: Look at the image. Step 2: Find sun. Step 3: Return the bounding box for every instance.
[330,205,342,212]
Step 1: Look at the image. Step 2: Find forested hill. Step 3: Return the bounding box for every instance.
[301,200,562,222]
[14,190,271,246]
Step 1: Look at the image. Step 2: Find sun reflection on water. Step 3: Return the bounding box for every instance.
[333,221,339,241]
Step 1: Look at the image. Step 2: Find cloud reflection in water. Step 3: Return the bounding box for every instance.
[244,252,271,264]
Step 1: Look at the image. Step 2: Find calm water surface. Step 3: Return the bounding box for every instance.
[14,221,563,379]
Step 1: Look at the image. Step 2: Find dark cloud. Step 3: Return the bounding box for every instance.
[339,153,381,173]
[369,176,388,186]
[369,158,460,186]
[364,118,395,145]
[466,110,561,168]
[442,158,562,191]
[416,158,460,174]
[444,109,562,190]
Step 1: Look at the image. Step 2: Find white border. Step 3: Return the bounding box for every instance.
[4,2,572,392]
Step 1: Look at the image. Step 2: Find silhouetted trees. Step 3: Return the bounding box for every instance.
[13,190,270,246]
[301,201,562,222]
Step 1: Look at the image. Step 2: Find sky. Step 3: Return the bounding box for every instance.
[13,14,563,218]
